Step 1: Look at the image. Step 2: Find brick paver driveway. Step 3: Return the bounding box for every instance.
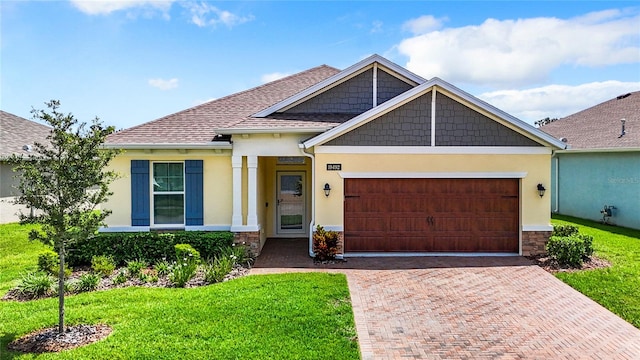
[251,239,640,359]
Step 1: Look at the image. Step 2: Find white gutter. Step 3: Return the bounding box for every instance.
[299,143,316,258]
[554,147,640,153]
[213,127,333,134]
[552,151,559,213]
[102,143,232,150]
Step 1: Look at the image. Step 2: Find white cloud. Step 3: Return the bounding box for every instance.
[397,9,640,87]
[402,15,447,35]
[478,81,640,123]
[148,78,178,90]
[70,0,173,16]
[183,2,254,28]
[261,72,292,83]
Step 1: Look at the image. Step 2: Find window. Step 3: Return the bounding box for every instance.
[152,162,184,225]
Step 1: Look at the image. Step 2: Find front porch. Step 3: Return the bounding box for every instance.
[230,155,314,256]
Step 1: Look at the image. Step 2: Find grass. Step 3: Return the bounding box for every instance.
[0,223,359,359]
[0,223,48,294]
[552,214,640,328]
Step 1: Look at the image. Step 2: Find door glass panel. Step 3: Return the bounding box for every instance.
[278,174,304,232]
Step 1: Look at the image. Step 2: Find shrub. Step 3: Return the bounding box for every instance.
[579,233,594,257]
[37,250,72,278]
[126,259,147,278]
[313,225,339,261]
[18,272,55,297]
[204,255,233,283]
[154,259,171,276]
[67,231,234,266]
[546,236,587,267]
[552,224,579,237]
[175,243,201,264]
[223,245,250,266]
[113,270,127,285]
[168,259,198,287]
[91,255,116,277]
[75,273,101,292]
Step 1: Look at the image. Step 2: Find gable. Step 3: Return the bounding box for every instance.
[281,67,415,118]
[435,94,541,147]
[324,91,540,147]
[310,82,555,148]
[326,91,432,146]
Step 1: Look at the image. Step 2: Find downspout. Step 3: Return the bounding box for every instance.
[299,144,316,258]
[552,151,559,213]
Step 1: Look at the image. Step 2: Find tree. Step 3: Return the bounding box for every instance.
[9,100,120,333]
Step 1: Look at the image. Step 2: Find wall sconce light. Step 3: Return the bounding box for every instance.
[323,183,331,197]
[537,183,546,198]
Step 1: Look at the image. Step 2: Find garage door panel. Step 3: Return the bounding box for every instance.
[344,178,519,253]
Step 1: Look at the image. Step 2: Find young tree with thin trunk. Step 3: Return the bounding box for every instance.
[9,100,119,334]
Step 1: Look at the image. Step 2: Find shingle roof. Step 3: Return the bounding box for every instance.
[540,91,640,149]
[0,110,52,158]
[106,65,341,145]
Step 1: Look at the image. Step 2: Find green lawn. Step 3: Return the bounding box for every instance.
[0,223,359,359]
[552,214,640,328]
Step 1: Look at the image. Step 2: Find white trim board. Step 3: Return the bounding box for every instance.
[338,172,528,179]
[314,146,551,155]
[522,225,553,232]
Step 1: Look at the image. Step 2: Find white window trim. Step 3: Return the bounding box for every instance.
[151,161,186,228]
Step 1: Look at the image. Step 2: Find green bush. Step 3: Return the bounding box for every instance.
[579,233,594,257]
[168,259,198,287]
[18,272,55,297]
[75,273,101,292]
[223,245,250,266]
[175,244,201,264]
[37,250,72,278]
[126,259,147,278]
[154,259,171,276]
[113,270,127,285]
[91,255,116,277]
[546,236,587,267]
[552,224,579,237]
[204,255,233,283]
[313,225,339,261]
[67,231,234,266]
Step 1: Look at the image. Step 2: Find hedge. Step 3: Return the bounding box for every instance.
[66,231,235,266]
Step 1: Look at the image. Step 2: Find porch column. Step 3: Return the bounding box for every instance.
[246,155,259,229]
[231,155,243,228]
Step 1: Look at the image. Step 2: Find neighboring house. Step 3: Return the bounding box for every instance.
[104,55,566,257]
[0,110,52,223]
[541,91,640,230]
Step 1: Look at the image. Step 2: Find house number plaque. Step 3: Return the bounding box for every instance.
[326,164,342,171]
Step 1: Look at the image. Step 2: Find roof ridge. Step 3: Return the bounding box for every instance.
[559,90,640,122]
[111,64,340,137]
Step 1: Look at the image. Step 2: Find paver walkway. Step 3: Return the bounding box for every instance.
[251,238,640,359]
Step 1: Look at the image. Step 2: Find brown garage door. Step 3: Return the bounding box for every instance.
[344,178,519,252]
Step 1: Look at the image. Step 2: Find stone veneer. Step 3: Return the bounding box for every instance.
[234,231,262,256]
[521,231,551,256]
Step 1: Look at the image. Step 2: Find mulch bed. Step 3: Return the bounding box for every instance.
[7,324,113,353]
[529,254,611,273]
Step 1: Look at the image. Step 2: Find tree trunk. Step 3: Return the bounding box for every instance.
[58,243,65,334]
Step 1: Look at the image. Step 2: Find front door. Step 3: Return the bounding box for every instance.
[276,172,306,234]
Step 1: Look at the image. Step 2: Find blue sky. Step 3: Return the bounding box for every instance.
[2,1,639,130]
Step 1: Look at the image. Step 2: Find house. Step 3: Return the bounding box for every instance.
[540,91,640,230]
[103,55,566,257]
[0,110,52,223]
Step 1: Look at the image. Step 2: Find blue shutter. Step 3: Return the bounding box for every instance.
[131,160,150,226]
[185,160,204,226]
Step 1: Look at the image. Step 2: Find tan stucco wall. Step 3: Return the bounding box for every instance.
[314,152,552,229]
[103,150,233,228]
